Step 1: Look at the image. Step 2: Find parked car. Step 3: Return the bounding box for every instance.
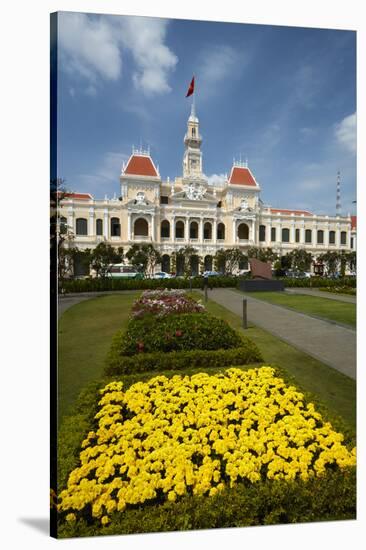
[106,264,144,279]
[202,270,221,277]
[152,271,172,279]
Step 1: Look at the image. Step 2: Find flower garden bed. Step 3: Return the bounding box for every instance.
[131,289,205,318]
[57,366,356,535]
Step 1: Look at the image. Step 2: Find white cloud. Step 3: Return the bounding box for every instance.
[58,13,177,96]
[59,13,122,84]
[335,112,356,154]
[117,17,178,95]
[206,173,227,186]
[198,45,243,98]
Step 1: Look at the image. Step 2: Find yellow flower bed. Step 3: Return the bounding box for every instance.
[59,367,356,525]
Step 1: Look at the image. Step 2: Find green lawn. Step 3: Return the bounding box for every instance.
[58,290,356,431]
[58,292,139,421]
[239,291,356,327]
[191,292,356,430]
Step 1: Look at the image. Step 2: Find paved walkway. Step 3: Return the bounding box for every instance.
[285,287,356,304]
[207,288,356,380]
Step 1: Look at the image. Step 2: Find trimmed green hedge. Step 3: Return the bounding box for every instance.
[118,313,244,355]
[61,275,238,293]
[61,275,356,293]
[281,276,356,288]
[56,367,356,539]
[105,344,263,375]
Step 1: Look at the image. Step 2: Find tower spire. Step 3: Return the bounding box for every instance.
[336,169,341,216]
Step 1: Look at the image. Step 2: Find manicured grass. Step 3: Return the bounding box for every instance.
[191,292,356,430]
[58,292,139,422]
[241,291,356,327]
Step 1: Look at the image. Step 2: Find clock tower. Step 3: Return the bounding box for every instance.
[182,101,203,177]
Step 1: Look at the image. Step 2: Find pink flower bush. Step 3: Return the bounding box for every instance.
[131,289,205,319]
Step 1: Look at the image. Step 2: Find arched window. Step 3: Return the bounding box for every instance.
[134,218,148,236]
[189,221,198,239]
[317,230,324,244]
[190,255,199,276]
[203,222,212,240]
[192,127,196,138]
[76,218,87,235]
[96,219,103,236]
[161,254,170,273]
[341,231,347,245]
[271,227,276,242]
[111,217,121,237]
[259,225,266,242]
[175,220,185,239]
[217,223,225,240]
[59,216,67,234]
[305,229,312,243]
[238,223,249,240]
[295,228,300,242]
[161,220,170,239]
[329,230,336,244]
[281,228,290,243]
[204,255,213,271]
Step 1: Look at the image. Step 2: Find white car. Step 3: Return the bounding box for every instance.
[152,271,172,279]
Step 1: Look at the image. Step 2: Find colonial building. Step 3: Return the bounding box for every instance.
[59,104,356,275]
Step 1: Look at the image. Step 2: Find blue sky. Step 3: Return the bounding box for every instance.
[57,12,356,215]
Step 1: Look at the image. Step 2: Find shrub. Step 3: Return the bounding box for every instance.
[118,313,243,355]
[105,344,262,375]
[61,275,238,293]
[281,277,356,289]
[57,367,356,537]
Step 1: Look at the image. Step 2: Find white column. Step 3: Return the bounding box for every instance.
[151,214,155,242]
[232,219,236,244]
[185,218,189,242]
[171,216,175,243]
[199,217,203,243]
[213,219,217,244]
[103,209,109,239]
[336,224,341,248]
[324,225,329,248]
[88,208,94,236]
[300,225,305,244]
[67,207,74,234]
[266,222,271,246]
[127,213,132,241]
[290,223,295,243]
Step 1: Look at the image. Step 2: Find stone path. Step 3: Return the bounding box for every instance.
[285,287,356,304]
[206,288,356,380]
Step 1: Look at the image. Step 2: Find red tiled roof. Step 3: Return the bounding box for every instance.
[351,215,357,229]
[124,155,158,177]
[60,192,93,200]
[271,208,312,216]
[228,166,257,186]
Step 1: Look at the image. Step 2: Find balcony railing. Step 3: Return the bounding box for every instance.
[133,235,151,241]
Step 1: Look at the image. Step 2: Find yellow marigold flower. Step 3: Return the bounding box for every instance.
[65,513,76,523]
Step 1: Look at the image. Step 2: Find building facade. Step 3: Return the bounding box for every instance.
[60,105,357,275]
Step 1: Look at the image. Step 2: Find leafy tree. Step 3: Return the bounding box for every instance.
[286,249,313,272]
[225,248,245,274]
[348,251,356,272]
[318,251,340,277]
[90,243,123,278]
[126,244,161,277]
[247,247,278,264]
[214,249,227,274]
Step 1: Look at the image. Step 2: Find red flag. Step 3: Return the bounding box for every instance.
[186,76,195,97]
